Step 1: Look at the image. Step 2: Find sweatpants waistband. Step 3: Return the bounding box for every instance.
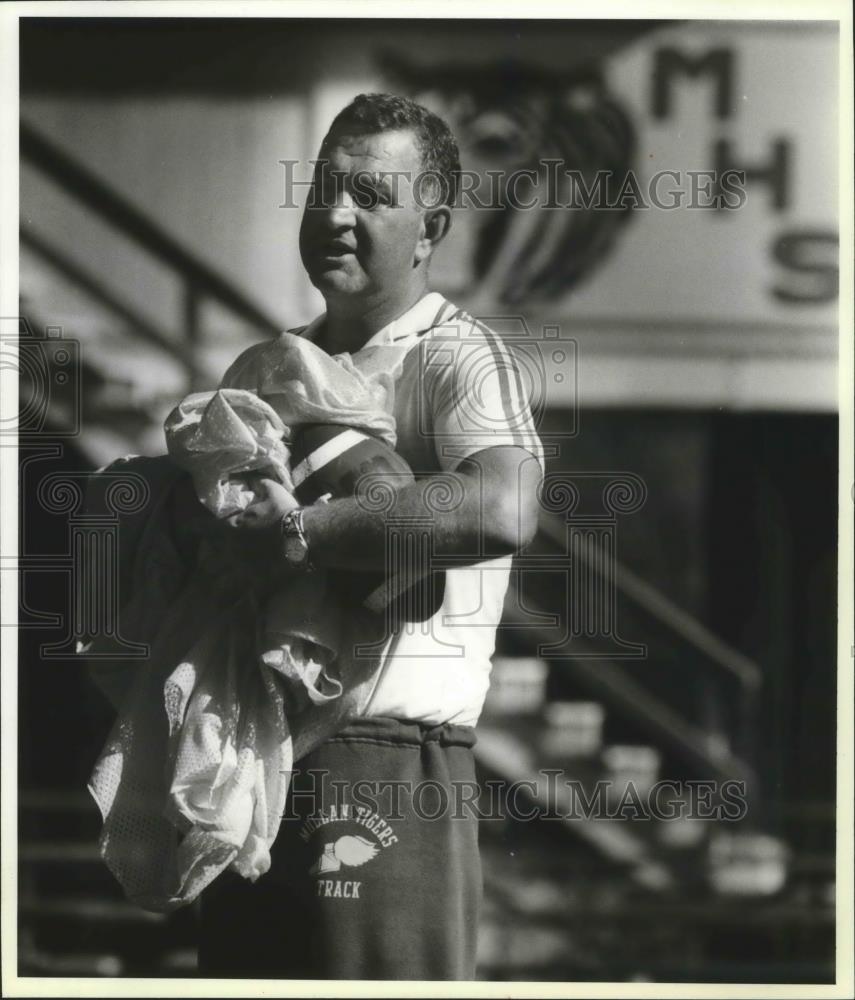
[330,715,477,749]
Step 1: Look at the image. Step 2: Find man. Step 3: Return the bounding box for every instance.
[197,93,544,981]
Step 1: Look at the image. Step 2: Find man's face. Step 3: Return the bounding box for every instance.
[299,128,428,303]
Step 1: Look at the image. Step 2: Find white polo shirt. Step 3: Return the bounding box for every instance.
[298,292,545,728]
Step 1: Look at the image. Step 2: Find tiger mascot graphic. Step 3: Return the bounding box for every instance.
[382,56,637,306]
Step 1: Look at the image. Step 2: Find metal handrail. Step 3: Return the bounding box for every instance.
[21,228,198,376]
[20,121,284,351]
[537,511,763,692]
[502,578,758,787]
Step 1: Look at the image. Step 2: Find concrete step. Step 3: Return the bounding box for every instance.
[26,903,196,956]
[19,896,166,923]
[474,721,678,891]
[19,840,102,864]
[19,944,125,978]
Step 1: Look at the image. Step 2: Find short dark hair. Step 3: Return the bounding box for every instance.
[323,93,461,208]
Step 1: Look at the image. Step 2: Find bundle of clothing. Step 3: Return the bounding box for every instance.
[85,333,410,912]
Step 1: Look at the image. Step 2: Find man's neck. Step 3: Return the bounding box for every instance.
[320,283,429,354]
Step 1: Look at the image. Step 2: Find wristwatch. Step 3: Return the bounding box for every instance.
[280,508,314,572]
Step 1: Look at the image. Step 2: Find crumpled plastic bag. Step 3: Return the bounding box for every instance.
[86,471,387,912]
[164,388,293,516]
[87,332,409,911]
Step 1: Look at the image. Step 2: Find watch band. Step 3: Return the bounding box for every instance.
[280,507,314,572]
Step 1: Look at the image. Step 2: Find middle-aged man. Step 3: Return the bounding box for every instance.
[197,93,545,981]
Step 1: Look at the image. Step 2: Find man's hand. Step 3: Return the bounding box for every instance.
[172,474,299,585]
[226,476,299,530]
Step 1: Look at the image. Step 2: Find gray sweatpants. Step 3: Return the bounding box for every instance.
[198,715,482,980]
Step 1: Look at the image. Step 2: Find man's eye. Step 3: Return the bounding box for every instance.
[351,185,381,210]
[310,177,339,208]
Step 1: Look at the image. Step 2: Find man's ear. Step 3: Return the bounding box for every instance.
[414,206,453,265]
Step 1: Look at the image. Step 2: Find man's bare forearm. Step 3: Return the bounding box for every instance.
[191,447,541,579]
[301,474,503,571]
[301,447,542,572]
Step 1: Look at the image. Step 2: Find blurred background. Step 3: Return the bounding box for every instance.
[16,17,838,983]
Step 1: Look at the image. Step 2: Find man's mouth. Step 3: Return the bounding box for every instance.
[318,240,356,259]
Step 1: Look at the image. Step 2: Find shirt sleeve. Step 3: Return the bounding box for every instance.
[419,318,546,474]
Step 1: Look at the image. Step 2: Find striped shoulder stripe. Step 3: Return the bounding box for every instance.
[436,306,467,328]
[459,311,528,406]
[457,310,533,451]
[462,312,545,464]
[429,298,457,330]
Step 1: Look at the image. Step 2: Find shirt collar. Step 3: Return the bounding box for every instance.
[299,292,452,351]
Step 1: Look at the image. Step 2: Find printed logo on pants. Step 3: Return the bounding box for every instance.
[309,835,377,874]
[300,804,399,899]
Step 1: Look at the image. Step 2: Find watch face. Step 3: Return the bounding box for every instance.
[286,533,308,565]
[283,513,309,566]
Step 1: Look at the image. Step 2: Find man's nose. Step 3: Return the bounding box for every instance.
[325,188,357,229]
